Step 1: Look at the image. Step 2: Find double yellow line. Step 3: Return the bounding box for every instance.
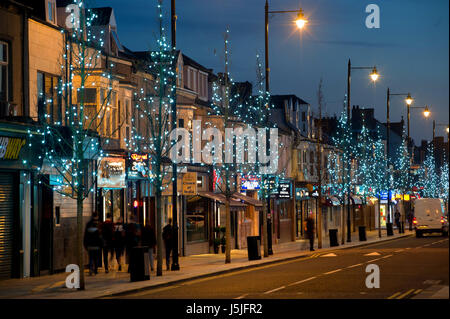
[387,289,422,299]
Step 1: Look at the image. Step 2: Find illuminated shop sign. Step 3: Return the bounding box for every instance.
[278,180,291,199]
[0,136,26,160]
[98,157,126,188]
[241,174,261,190]
[128,153,150,180]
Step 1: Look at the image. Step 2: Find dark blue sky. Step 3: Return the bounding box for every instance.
[94,0,449,144]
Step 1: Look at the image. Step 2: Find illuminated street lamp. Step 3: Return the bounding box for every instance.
[264,0,308,256]
[346,59,379,242]
[295,9,308,29]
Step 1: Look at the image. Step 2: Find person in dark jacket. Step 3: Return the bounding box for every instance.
[162,218,173,270]
[394,209,401,231]
[141,224,156,271]
[84,215,102,275]
[100,213,114,273]
[112,217,125,271]
[305,216,315,251]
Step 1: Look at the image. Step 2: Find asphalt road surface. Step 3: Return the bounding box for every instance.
[120,234,449,299]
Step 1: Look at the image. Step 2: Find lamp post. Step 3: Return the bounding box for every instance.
[264,0,307,255]
[346,59,379,242]
[170,0,180,271]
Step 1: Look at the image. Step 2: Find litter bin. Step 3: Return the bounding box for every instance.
[129,246,150,282]
[358,226,367,241]
[386,223,394,236]
[329,229,339,247]
[247,236,261,261]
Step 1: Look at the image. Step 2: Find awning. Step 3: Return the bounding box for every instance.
[198,191,247,209]
[330,196,341,206]
[232,192,263,210]
[351,195,363,205]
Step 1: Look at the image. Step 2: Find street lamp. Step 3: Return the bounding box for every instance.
[265,0,307,91]
[264,0,307,255]
[170,0,180,271]
[346,59,379,242]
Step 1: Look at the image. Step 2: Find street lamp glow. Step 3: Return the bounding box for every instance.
[370,67,379,82]
[423,106,430,118]
[446,127,449,133]
[295,9,307,29]
[405,93,413,105]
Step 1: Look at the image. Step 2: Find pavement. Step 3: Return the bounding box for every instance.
[0,228,415,299]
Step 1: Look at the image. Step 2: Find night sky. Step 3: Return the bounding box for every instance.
[93,0,449,145]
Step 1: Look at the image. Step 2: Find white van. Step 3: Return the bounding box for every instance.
[413,198,449,237]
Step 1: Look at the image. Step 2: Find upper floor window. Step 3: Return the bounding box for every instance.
[37,72,61,125]
[0,42,8,102]
[47,0,56,23]
[302,112,306,122]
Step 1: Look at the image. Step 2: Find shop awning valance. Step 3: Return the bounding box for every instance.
[232,192,263,210]
[351,195,363,205]
[198,192,247,208]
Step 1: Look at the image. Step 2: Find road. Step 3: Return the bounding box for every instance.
[119,235,449,299]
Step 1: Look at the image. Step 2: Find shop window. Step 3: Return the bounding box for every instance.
[0,41,8,103]
[186,196,208,242]
[37,72,62,124]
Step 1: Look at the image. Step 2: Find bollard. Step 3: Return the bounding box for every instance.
[329,229,339,247]
[358,226,367,241]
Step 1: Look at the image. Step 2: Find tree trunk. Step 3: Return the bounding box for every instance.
[77,189,85,290]
[225,199,231,264]
[262,197,268,257]
[156,188,163,276]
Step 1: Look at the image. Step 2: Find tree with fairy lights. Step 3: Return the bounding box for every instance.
[418,143,439,198]
[130,0,177,276]
[327,109,354,243]
[438,157,449,209]
[393,130,412,195]
[352,119,375,203]
[38,1,120,289]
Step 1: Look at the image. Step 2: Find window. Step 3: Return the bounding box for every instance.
[77,87,97,129]
[186,196,208,242]
[0,42,8,102]
[47,1,56,23]
[197,175,203,188]
[37,72,61,124]
[178,118,184,128]
[302,112,306,121]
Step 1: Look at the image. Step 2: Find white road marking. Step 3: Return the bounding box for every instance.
[347,263,363,269]
[324,269,342,275]
[394,249,404,252]
[366,258,382,263]
[381,254,393,259]
[320,253,337,257]
[423,244,431,247]
[288,277,317,287]
[405,248,411,250]
[264,286,286,294]
[364,252,381,256]
[235,293,248,299]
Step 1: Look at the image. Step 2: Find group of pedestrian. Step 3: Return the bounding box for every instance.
[84,214,170,275]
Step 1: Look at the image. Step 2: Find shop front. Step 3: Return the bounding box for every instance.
[273,179,294,244]
[97,156,126,223]
[0,123,43,279]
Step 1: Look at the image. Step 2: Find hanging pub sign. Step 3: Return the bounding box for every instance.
[278,180,291,199]
[182,172,197,195]
[98,157,126,188]
[241,174,261,190]
[127,153,150,180]
[295,188,310,200]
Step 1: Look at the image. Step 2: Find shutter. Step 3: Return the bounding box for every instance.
[0,173,15,279]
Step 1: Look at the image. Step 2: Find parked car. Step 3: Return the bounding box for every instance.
[413,198,449,237]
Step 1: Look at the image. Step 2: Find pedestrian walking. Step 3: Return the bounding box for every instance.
[162,218,173,270]
[141,224,156,271]
[305,216,315,251]
[84,215,102,275]
[394,209,401,231]
[100,213,114,273]
[112,217,126,271]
